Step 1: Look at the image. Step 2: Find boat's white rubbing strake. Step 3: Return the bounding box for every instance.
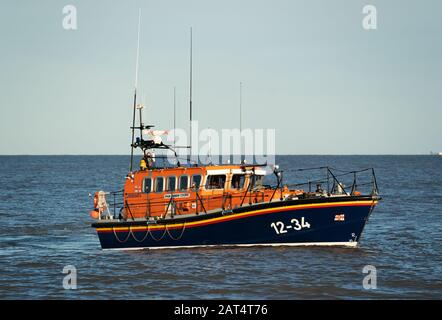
[103,241,358,251]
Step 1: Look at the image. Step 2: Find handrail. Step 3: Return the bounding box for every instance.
[104,167,379,219]
[163,196,174,219]
[371,168,380,195]
[327,167,348,195]
[284,167,377,194]
[195,191,207,214]
[240,174,254,207]
[124,200,135,221]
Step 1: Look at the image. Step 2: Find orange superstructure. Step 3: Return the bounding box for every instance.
[119,163,304,220]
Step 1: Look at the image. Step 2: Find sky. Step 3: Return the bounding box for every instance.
[0,0,441,155]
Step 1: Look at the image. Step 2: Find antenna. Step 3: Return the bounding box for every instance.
[138,92,145,133]
[130,8,142,172]
[137,101,144,139]
[240,82,244,163]
[206,127,212,165]
[189,27,193,162]
[240,82,242,134]
[173,86,176,150]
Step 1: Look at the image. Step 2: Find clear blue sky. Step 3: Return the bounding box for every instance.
[1,0,441,155]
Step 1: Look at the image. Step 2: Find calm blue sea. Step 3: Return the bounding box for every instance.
[0,155,441,299]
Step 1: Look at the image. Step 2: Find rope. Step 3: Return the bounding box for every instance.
[112,226,131,243]
[130,226,150,243]
[166,222,186,241]
[113,223,185,243]
[148,224,167,241]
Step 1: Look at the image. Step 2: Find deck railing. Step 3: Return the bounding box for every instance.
[104,167,379,220]
[284,166,379,197]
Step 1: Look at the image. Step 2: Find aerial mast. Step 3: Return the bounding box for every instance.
[173,86,176,150]
[240,82,244,163]
[240,82,242,134]
[189,27,193,163]
[129,8,142,172]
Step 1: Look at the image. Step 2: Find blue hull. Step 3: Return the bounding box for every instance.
[93,197,378,250]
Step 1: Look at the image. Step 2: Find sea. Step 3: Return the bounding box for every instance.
[0,155,441,299]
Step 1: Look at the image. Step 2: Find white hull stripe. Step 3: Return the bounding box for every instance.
[103,241,358,251]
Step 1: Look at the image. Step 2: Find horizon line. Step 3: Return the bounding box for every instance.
[0,153,437,156]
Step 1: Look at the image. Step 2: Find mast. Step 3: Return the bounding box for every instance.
[138,99,144,130]
[130,8,142,172]
[173,86,176,150]
[189,27,193,162]
[240,82,242,134]
[240,82,243,163]
[207,127,212,164]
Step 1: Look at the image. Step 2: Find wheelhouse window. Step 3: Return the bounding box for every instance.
[251,175,264,188]
[143,178,152,193]
[191,174,202,189]
[155,177,164,192]
[179,175,189,191]
[205,175,226,190]
[167,176,176,192]
[231,174,245,189]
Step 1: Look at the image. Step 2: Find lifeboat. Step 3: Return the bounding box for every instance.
[88,24,381,250]
[90,139,381,250]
